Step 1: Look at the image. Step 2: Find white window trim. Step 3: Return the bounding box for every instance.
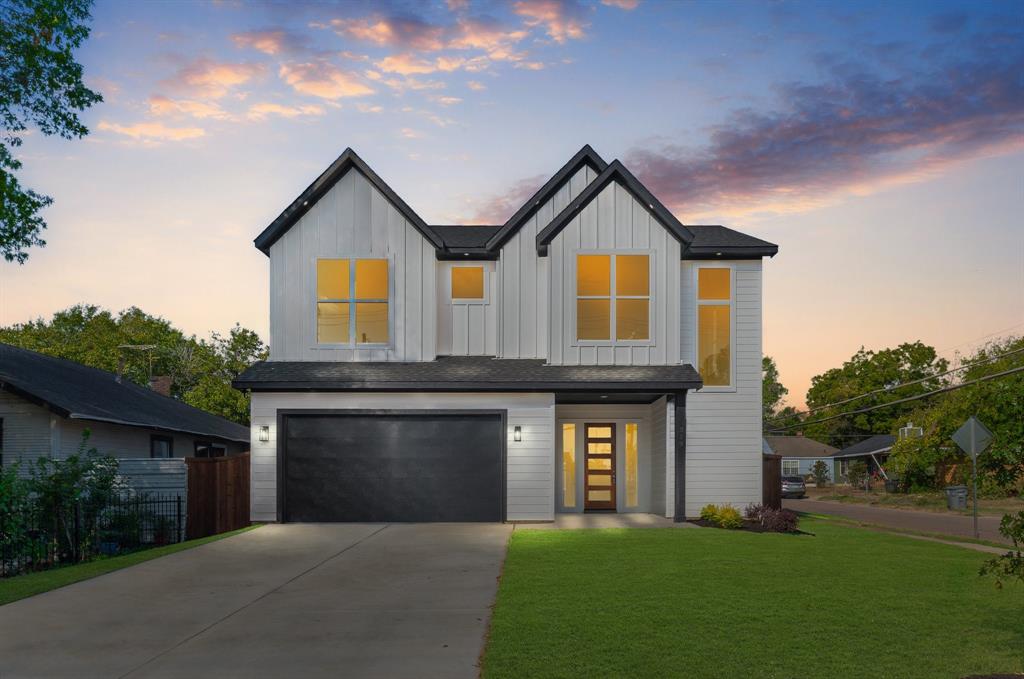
[693,263,736,392]
[312,255,393,349]
[782,459,801,476]
[449,264,489,305]
[571,249,656,347]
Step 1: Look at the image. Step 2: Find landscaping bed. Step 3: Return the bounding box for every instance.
[688,517,808,534]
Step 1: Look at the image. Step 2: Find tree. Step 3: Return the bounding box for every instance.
[803,342,948,447]
[809,459,831,487]
[0,305,267,424]
[1,0,103,263]
[762,356,789,422]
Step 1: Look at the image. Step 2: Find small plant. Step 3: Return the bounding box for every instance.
[744,503,765,521]
[847,460,869,489]
[699,504,719,522]
[810,460,831,487]
[761,508,800,533]
[716,505,744,529]
[980,510,1024,589]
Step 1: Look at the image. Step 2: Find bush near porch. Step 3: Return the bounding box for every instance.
[482,520,1023,679]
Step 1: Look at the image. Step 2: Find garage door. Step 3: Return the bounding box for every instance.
[281,412,504,522]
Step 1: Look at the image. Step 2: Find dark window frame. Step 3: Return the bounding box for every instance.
[194,440,227,458]
[150,434,174,459]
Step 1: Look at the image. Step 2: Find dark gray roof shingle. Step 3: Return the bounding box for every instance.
[234,356,702,392]
[764,435,839,458]
[685,225,778,258]
[0,343,249,443]
[834,434,896,458]
[430,225,502,248]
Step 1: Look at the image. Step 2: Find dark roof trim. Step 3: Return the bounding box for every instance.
[484,145,608,252]
[683,245,780,260]
[436,249,501,261]
[234,380,701,393]
[536,160,695,256]
[833,445,893,459]
[253,148,443,255]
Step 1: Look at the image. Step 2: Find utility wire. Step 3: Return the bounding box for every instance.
[767,365,1024,432]
[766,345,1024,424]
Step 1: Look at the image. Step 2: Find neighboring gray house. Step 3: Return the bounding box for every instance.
[833,434,896,480]
[763,435,839,479]
[234,145,778,523]
[0,343,249,473]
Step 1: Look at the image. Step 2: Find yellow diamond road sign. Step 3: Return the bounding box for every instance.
[952,416,992,459]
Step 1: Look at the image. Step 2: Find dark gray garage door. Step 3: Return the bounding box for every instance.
[282,412,505,522]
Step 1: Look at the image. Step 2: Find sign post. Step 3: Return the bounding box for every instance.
[952,416,993,539]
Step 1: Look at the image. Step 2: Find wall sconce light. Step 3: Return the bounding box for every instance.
[258,425,270,443]
[513,426,522,442]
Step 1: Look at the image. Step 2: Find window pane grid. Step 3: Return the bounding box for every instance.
[317,258,389,345]
[576,254,650,342]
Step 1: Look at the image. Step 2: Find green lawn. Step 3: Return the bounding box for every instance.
[0,525,258,607]
[482,520,1024,679]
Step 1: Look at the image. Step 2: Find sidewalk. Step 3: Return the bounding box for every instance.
[784,498,1011,546]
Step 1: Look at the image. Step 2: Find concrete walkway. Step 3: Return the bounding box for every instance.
[515,513,699,530]
[0,523,511,679]
[785,498,1010,545]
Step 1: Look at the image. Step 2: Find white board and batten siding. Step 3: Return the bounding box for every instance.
[497,164,595,360]
[546,179,681,366]
[268,169,437,362]
[679,260,763,517]
[436,261,499,356]
[249,392,555,522]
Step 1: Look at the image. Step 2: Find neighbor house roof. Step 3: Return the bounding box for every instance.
[763,435,839,458]
[833,434,896,459]
[233,356,702,393]
[0,343,249,443]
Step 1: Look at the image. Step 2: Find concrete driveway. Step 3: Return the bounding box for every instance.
[0,523,512,679]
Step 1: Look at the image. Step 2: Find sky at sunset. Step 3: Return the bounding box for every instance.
[1,0,1022,409]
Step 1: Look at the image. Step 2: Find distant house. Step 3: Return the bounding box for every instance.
[833,434,895,480]
[0,343,249,473]
[763,435,839,479]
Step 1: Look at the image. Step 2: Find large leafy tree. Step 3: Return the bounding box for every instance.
[762,356,788,422]
[803,342,948,447]
[1,0,102,263]
[0,305,267,424]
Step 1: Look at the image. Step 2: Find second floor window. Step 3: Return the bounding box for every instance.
[576,254,650,342]
[697,267,732,386]
[317,258,389,344]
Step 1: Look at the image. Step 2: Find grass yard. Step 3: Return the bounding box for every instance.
[0,525,258,607]
[482,519,1024,679]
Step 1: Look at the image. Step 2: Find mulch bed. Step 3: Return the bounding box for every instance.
[687,518,807,535]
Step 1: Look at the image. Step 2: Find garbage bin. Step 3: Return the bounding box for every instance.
[945,485,968,510]
[884,478,900,493]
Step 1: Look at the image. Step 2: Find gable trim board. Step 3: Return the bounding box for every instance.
[255,148,444,255]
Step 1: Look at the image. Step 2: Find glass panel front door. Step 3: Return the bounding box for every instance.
[584,423,616,510]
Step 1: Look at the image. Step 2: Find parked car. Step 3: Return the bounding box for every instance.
[782,476,806,499]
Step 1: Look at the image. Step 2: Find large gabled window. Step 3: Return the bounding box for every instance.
[697,266,732,387]
[317,258,389,345]
[576,253,650,342]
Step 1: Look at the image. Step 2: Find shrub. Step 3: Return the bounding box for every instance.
[810,460,831,487]
[847,460,869,488]
[744,503,765,521]
[699,504,719,522]
[716,505,744,529]
[761,508,800,533]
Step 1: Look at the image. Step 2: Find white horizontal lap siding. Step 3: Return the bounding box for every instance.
[498,165,593,360]
[58,419,210,460]
[116,458,187,498]
[548,180,681,366]
[436,261,498,356]
[681,260,763,517]
[248,392,555,522]
[0,391,52,475]
[268,169,436,362]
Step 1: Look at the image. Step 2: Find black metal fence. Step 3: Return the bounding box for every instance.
[0,494,184,578]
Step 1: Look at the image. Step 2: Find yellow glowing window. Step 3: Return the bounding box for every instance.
[316,258,389,344]
[576,254,649,342]
[451,266,485,300]
[625,423,638,508]
[697,268,731,386]
[562,424,576,508]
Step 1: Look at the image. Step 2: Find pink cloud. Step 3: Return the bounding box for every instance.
[162,57,264,98]
[278,62,375,99]
[601,0,639,8]
[231,29,309,55]
[148,95,231,120]
[465,174,546,224]
[97,120,205,142]
[512,0,589,43]
[328,16,446,51]
[246,102,325,120]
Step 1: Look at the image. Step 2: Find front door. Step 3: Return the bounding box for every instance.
[584,423,616,510]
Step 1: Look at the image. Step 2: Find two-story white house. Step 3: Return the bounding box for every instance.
[234,145,778,523]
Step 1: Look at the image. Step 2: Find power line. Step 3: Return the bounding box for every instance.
[766,345,1024,424]
[935,322,1024,356]
[768,365,1024,432]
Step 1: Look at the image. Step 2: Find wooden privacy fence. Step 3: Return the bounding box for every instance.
[763,453,782,510]
[185,453,250,540]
